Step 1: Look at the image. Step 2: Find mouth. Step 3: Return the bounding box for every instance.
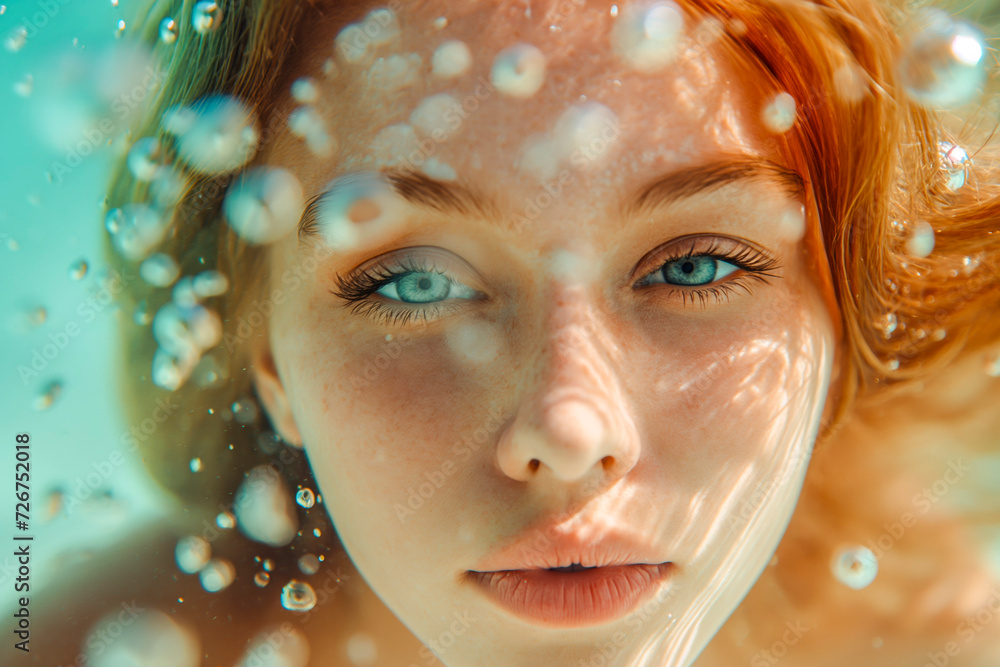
[467,562,674,627]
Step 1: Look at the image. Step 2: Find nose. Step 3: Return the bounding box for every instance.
[496,281,641,484]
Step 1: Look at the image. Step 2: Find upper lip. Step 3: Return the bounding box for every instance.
[470,520,669,572]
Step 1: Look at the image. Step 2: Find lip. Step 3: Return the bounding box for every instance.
[467,523,674,626]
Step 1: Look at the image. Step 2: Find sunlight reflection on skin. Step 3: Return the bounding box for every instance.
[250,1,839,665]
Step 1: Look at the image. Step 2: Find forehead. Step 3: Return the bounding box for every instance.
[265,0,781,199]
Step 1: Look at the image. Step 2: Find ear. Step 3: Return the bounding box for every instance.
[250,335,304,449]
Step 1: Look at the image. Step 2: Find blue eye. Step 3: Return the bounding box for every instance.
[376,270,477,304]
[642,255,739,287]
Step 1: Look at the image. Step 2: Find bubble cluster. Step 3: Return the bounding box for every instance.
[372,123,421,168]
[335,6,401,64]
[898,8,986,109]
[151,303,223,390]
[432,40,472,79]
[288,106,335,157]
[876,312,898,339]
[491,44,547,99]
[281,580,318,612]
[831,545,878,590]
[611,1,685,72]
[175,535,210,574]
[164,95,259,174]
[223,166,305,245]
[200,558,236,592]
[234,465,299,546]
[410,93,463,140]
[295,488,316,509]
[369,53,423,91]
[518,102,620,179]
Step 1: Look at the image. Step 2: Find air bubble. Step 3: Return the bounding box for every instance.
[165,95,258,175]
[231,398,258,424]
[762,93,796,133]
[25,306,47,327]
[831,545,878,590]
[885,358,900,371]
[422,157,457,181]
[235,465,298,546]
[296,488,316,509]
[905,220,935,258]
[298,554,320,575]
[192,1,223,34]
[281,580,317,612]
[13,74,32,97]
[288,106,334,157]
[876,312,898,338]
[33,381,62,411]
[69,259,88,281]
[134,299,152,326]
[369,53,422,91]
[175,535,210,574]
[346,633,378,666]
[193,270,229,297]
[5,26,27,53]
[263,558,274,572]
[254,571,270,587]
[223,166,305,245]
[200,558,235,592]
[189,458,203,472]
[432,40,472,79]
[257,432,282,455]
[159,17,178,45]
[611,1,684,72]
[140,253,180,287]
[315,171,406,250]
[291,77,319,103]
[491,44,546,99]
[985,350,1000,377]
[410,94,464,140]
[939,141,969,190]
[216,511,236,529]
[107,204,170,262]
[898,8,986,109]
[433,16,449,30]
[127,137,162,181]
[372,124,421,168]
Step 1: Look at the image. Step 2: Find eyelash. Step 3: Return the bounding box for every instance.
[330,239,782,327]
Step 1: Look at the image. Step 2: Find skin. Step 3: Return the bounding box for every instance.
[250,1,843,664]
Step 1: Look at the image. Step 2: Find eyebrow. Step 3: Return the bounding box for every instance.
[297,158,805,243]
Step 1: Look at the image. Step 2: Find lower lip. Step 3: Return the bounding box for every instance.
[468,563,673,627]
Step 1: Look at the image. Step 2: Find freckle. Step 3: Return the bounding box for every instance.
[410,93,463,140]
[446,321,501,367]
[432,40,472,79]
[490,44,546,98]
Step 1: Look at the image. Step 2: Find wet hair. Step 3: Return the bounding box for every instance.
[106,0,1000,655]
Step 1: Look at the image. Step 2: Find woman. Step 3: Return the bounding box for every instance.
[35,0,1000,665]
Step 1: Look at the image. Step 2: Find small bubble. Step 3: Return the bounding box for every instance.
[127,137,163,181]
[26,306,47,327]
[905,220,935,258]
[13,73,33,97]
[939,141,969,190]
[190,457,203,472]
[33,380,62,411]
[872,637,883,649]
[291,77,319,103]
[254,571,270,587]
[116,19,126,35]
[200,558,236,592]
[610,5,619,17]
[831,545,878,590]
[175,535,210,574]
[216,511,236,529]
[263,558,275,572]
[281,580,317,612]
[898,9,986,109]
[296,488,316,509]
[885,358,900,371]
[5,26,27,53]
[611,1,684,72]
[159,17,178,45]
[762,92,796,133]
[140,253,180,287]
[313,528,322,538]
[134,299,152,326]
[432,40,472,79]
[231,398,258,424]
[984,350,1000,377]
[192,1,223,34]
[346,632,378,666]
[298,554,320,575]
[69,259,88,281]
[433,16,449,30]
[491,44,546,99]
[257,431,282,455]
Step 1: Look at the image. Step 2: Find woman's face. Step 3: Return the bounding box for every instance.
[252,1,839,664]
